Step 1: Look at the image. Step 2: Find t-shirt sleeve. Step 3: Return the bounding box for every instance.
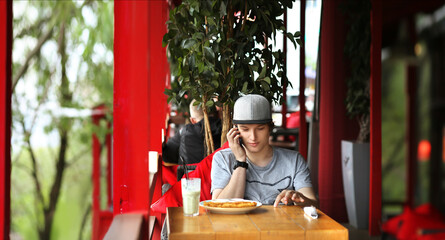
[210,151,232,193]
[293,153,313,190]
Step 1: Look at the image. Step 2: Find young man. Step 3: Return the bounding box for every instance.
[211,94,318,207]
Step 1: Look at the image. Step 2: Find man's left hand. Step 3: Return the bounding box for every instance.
[273,190,309,207]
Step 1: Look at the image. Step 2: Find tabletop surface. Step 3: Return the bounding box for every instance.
[167,205,348,240]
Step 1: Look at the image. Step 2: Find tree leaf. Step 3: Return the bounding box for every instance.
[242,81,248,92]
[181,38,198,49]
[193,32,205,40]
[235,69,244,79]
[203,47,215,61]
[286,32,297,49]
[259,66,267,78]
[219,2,227,17]
[206,100,214,107]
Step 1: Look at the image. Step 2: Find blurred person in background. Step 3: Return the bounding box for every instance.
[162,99,222,179]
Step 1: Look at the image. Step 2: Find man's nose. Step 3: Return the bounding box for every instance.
[249,129,257,140]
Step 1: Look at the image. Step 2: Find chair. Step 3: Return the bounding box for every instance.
[151,142,229,214]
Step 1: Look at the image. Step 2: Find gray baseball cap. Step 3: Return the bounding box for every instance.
[233,94,272,124]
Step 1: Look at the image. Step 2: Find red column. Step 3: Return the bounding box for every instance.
[147,0,170,154]
[318,0,353,222]
[299,0,307,159]
[114,1,151,214]
[0,1,12,239]
[113,0,169,215]
[370,0,382,235]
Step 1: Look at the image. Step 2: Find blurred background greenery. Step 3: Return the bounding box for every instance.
[11,1,113,239]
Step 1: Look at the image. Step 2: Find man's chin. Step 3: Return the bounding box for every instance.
[246,145,262,153]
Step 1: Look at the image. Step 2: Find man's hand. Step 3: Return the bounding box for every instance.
[273,190,307,207]
[227,126,246,161]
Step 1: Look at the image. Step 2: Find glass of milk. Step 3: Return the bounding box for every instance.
[181,178,201,216]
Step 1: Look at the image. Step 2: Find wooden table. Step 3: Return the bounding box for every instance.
[167,205,348,240]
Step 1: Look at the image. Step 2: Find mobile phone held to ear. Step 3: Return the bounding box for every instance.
[239,137,244,146]
[235,125,244,147]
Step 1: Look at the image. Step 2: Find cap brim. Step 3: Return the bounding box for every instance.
[232,119,272,124]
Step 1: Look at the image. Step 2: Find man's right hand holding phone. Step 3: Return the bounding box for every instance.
[227,126,246,162]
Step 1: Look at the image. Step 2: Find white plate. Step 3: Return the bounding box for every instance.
[199,199,262,214]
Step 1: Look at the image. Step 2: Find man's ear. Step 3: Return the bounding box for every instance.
[190,117,197,124]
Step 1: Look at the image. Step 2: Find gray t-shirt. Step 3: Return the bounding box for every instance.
[211,147,313,205]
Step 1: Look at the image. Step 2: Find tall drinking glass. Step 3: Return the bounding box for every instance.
[181,178,201,216]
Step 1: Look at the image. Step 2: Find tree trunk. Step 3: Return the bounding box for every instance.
[202,95,215,156]
[221,104,231,146]
[357,114,370,143]
[38,21,73,240]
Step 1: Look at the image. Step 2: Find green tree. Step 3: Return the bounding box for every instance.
[163,0,301,151]
[11,1,113,239]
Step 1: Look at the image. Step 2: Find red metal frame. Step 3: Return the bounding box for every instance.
[299,0,307,159]
[148,158,164,240]
[370,0,382,235]
[0,1,12,239]
[92,105,113,240]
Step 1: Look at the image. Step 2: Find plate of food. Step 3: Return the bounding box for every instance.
[200,199,262,214]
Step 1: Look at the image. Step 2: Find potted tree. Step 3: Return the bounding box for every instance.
[341,0,371,230]
[163,0,301,155]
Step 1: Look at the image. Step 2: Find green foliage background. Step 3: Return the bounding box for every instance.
[11,1,114,239]
[381,59,406,208]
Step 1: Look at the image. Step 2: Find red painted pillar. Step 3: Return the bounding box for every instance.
[0,1,12,239]
[318,0,353,222]
[113,0,170,215]
[147,0,170,154]
[370,0,382,235]
[114,1,151,214]
[299,0,307,159]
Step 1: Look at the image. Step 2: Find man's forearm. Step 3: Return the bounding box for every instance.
[214,168,246,199]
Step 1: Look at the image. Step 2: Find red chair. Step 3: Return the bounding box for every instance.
[151,142,229,214]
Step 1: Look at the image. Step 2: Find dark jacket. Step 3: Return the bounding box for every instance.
[162,117,222,165]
